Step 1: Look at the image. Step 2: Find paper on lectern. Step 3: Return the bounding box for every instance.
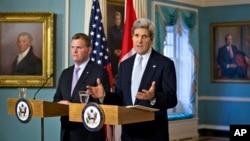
[125,105,159,112]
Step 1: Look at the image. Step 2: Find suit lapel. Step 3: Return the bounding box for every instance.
[64,66,74,100]
[71,61,93,99]
[141,50,158,88]
[135,50,158,105]
[122,55,135,105]
[223,46,230,57]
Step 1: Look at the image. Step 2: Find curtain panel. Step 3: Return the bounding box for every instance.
[154,4,199,116]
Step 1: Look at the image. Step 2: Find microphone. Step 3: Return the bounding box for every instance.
[33,73,54,100]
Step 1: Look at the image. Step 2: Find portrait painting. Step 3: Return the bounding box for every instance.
[0,12,54,87]
[0,23,43,75]
[210,21,250,83]
[107,0,124,79]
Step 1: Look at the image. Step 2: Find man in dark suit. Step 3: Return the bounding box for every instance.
[217,34,249,78]
[11,32,42,75]
[87,18,177,141]
[53,33,110,141]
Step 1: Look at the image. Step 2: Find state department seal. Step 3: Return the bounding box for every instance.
[82,102,104,132]
[15,98,32,123]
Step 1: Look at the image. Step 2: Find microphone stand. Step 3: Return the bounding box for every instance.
[41,118,44,141]
[32,74,53,141]
[33,74,54,100]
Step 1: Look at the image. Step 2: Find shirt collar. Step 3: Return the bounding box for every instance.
[135,47,152,61]
[19,47,30,58]
[74,58,90,70]
[74,58,90,78]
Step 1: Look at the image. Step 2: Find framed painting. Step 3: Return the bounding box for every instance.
[0,12,54,87]
[107,0,124,30]
[107,0,124,79]
[210,21,250,83]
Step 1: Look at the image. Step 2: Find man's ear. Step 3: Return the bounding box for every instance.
[88,46,93,54]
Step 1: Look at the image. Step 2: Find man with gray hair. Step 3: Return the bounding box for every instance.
[87,18,177,141]
[11,32,42,75]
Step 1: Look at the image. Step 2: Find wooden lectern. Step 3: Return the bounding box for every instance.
[69,103,155,125]
[7,98,68,141]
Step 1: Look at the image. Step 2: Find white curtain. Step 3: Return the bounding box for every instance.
[133,0,147,18]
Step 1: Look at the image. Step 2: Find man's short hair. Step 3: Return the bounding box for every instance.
[71,33,91,47]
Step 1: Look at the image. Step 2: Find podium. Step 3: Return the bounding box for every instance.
[69,103,155,125]
[8,98,155,140]
[7,98,68,141]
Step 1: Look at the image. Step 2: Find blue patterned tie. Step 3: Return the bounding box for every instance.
[71,67,80,95]
[131,56,143,104]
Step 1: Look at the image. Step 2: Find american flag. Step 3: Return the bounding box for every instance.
[89,0,113,87]
[89,0,113,141]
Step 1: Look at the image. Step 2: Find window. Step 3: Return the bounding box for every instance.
[164,22,195,114]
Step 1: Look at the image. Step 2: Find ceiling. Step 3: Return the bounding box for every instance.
[171,0,250,7]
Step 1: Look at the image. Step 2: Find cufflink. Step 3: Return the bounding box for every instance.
[150,98,156,106]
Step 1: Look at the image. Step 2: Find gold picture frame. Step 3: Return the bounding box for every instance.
[107,0,124,39]
[0,12,54,87]
[210,21,250,83]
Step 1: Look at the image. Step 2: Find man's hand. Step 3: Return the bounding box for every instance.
[86,78,105,99]
[114,50,121,56]
[136,81,155,100]
[229,64,237,68]
[57,100,70,105]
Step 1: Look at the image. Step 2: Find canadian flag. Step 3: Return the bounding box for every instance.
[119,0,137,63]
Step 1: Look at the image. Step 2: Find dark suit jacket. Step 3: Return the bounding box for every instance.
[217,45,239,69]
[105,49,177,141]
[217,45,246,78]
[53,60,110,141]
[11,46,42,75]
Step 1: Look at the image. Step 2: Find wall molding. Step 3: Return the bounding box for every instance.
[198,96,250,102]
[65,0,69,68]
[171,0,250,7]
